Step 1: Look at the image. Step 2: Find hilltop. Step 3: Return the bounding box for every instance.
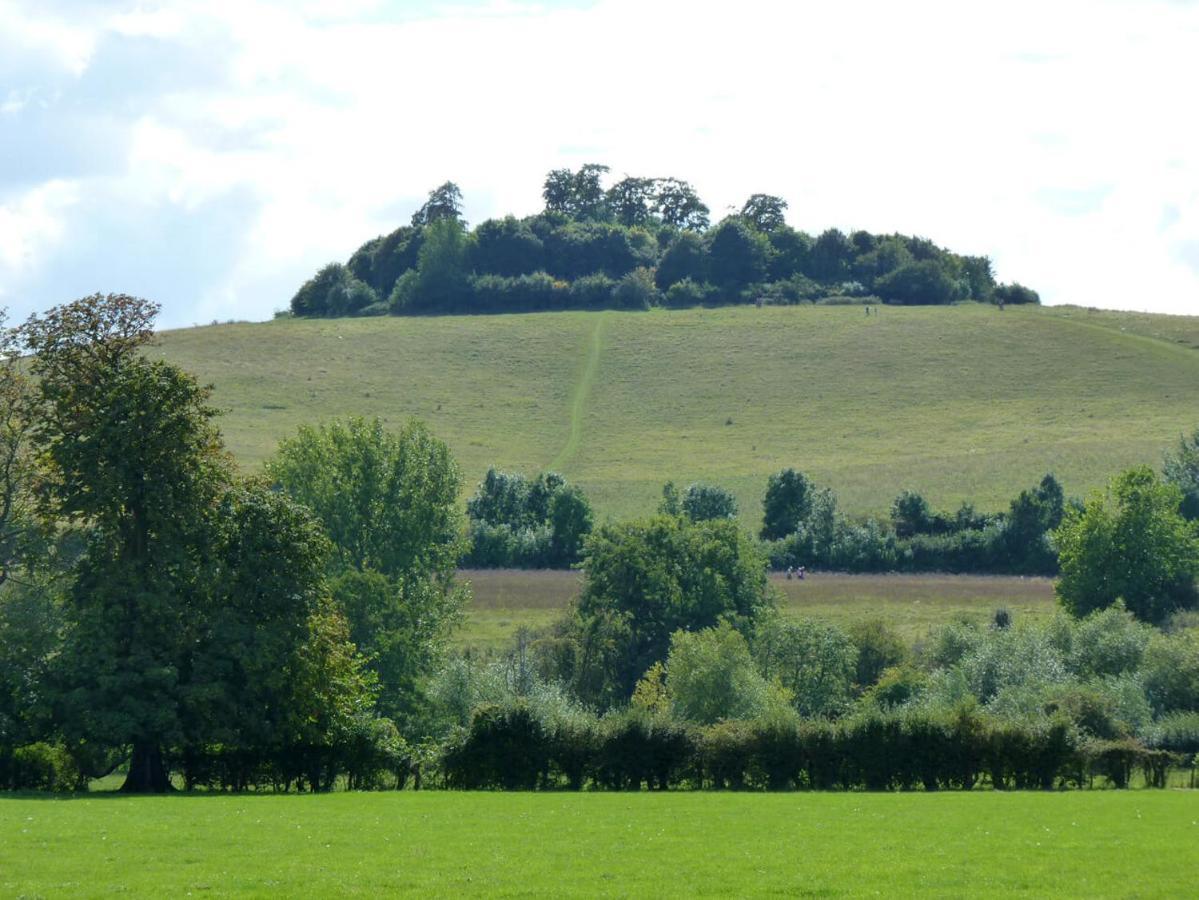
[153,302,1199,522]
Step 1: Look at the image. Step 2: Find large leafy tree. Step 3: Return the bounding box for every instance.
[22,294,229,792]
[410,181,464,227]
[267,416,463,580]
[655,232,707,290]
[706,218,769,291]
[606,176,658,227]
[574,515,772,701]
[471,216,544,277]
[0,313,40,585]
[184,481,355,789]
[654,178,709,230]
[268,416,465,726]
[393,218,472,312]
[760,468,812,540]
[542,164,610,220]
[1054,466,1199,623]
[740,193,789,232]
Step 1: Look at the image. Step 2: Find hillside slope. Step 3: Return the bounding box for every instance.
[155,303,1199,522]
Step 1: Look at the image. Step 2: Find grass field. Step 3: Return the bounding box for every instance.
[154,303,1199,523]
[457,569,1057,649]
[2,791,1195,897]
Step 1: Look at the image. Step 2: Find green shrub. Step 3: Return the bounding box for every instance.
[697,721,754,789]
[443,702,550,790]
[594,711,694,791]
[6,743,81,792]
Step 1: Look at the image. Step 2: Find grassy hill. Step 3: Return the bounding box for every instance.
[154,303,1199,523]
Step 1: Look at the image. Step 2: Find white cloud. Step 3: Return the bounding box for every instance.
[0,179,79,294]
[1,0,1197,324]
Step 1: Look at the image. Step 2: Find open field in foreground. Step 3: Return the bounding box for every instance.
[457,569,1057,649]
[1,792,1195,897]
[155,303,1199,522]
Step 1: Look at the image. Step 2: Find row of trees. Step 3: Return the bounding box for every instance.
[290,168,1038,318]
[461,468,593,568]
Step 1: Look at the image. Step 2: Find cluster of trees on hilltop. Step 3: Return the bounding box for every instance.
[290,166,1039,318]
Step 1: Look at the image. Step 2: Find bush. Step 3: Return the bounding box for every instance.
[1142,631,1199,715]
[666,624,772,724]
[697,721,754,789]
[993,282,1040,305]
[848,619,908,689]
[4,743,81,792]
[443,702,550,790]
[594,711,693,791]
[874,261,958,305]
[663,278,715,308]
[568,273,617,309]
[611,267,659,310]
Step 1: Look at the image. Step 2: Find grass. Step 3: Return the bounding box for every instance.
[457,569,1057,649]
[1,791,1195,897]
[154,303,1199,522]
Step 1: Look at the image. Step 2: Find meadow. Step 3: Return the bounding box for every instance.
[154,303,1199,522]
[457,569,1057,649]
[2,791,1195,897]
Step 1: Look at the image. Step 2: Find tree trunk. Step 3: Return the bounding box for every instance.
[121,740,171,793]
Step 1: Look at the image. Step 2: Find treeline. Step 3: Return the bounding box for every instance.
[460,449,1199,577]
[289,167,1039,318]
[457,468,1068,576]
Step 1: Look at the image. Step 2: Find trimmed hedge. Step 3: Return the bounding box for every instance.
[437,704,1182,792]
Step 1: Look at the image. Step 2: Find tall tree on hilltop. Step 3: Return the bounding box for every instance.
[740,194,789,233]
[411,181,465,227]
[655,177,710,230]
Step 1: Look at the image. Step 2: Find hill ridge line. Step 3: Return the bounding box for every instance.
[549,312,609,472]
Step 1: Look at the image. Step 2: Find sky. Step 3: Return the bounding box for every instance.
[1,0,1197,329]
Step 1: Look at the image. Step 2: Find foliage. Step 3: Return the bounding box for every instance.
[665,624,773,724]
[463,468,592,567]
[760,468,812,540]
[573,515,772,703]
[268,416,463,579]
[874,260,959,305]
[392,218,472,313]
[753,614,857,718]
[847,618,908,689]
[992,282,1040,305]
[23,293,228,791]
[1054,466,1199,622]
[289,263,378,317]
[740,194,788,233]
[292,167,1015,317]
[706,218,769,292]
[410,181,464,228]
[682,482,738,521]
[1163,427,1199,520]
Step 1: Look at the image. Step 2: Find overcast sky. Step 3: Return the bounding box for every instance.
[2,0,1197,328]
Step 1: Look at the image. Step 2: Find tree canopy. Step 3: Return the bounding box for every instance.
[1054,467,1199,623]
[291,165,1028,317]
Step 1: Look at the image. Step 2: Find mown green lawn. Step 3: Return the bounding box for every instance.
[154,303,1199,522]
[1,791,1195,897]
